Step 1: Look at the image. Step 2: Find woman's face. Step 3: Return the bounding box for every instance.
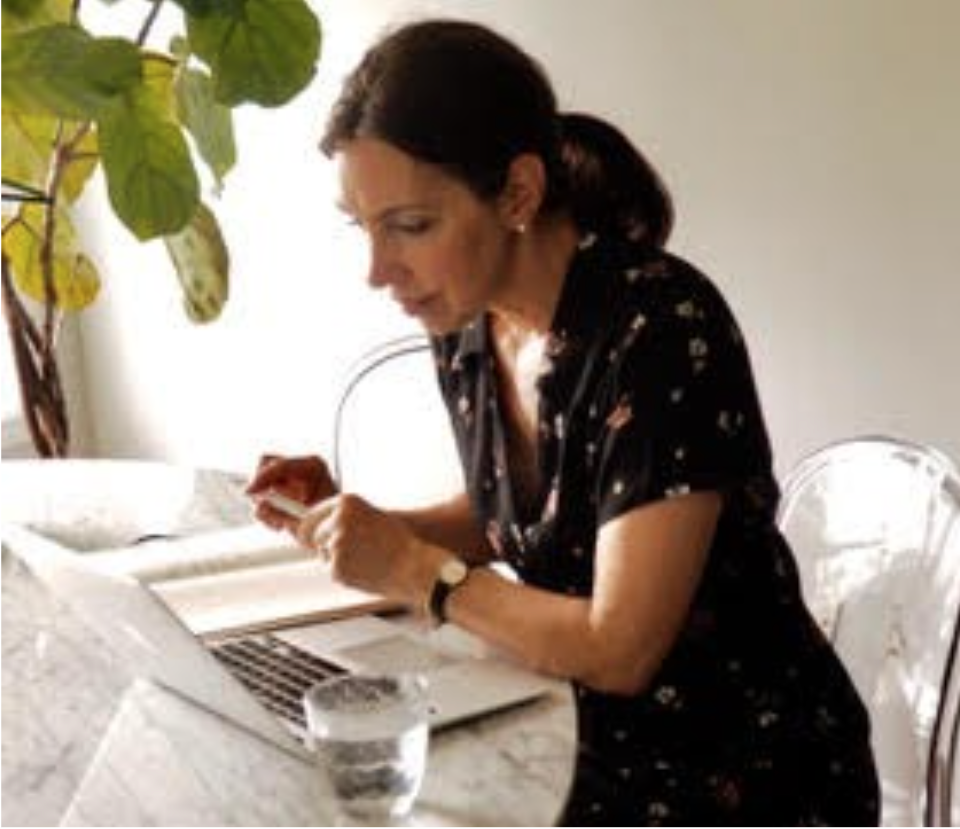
[335,138,516,334]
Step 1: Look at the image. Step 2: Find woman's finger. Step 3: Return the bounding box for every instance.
[245,454,288,495]
[252,498,296,531]
[295,496,340,553]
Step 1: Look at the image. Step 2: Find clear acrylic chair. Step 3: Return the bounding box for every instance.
[777,436,960,826]
[331,335,463,509]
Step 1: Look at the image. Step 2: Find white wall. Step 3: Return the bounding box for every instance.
[76,0,960,480]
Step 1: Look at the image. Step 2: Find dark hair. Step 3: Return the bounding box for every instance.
[322,19,673,247]
[558,112,673,247]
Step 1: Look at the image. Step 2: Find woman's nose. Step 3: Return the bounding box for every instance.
[367,261,391,289]
[365,239,400,289]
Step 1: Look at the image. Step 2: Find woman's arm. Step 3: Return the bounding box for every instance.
[391,492,496,566]
[443,491,721,695]
[296,488,719,696]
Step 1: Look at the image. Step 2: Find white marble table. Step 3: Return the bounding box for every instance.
[1,459,576,826]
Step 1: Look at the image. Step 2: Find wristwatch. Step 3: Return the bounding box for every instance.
[428,556,470,626]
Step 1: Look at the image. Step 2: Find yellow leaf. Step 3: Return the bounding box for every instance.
[60,126,99,203]
[163,202,229,322]
[2,116,99,205]
[58,252,100,309]
[1,112,57,194]
[2,204,100,310]
[141,52,178,120]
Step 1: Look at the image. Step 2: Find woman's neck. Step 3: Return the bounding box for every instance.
[489,214,580,337]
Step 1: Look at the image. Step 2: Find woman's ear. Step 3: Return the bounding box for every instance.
[498,154,546,232]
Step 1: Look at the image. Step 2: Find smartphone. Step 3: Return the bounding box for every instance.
[261,491,309,520]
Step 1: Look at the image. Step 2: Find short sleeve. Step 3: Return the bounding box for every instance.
[593,269,772,526]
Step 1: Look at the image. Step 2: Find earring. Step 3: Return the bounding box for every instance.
[515,222,527,234]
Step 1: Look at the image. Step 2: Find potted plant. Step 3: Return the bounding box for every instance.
[1,0,322,456]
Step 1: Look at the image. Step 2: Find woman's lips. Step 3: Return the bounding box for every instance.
[397,294,437,316]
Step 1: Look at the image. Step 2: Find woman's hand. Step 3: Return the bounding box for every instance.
[245,454,338,531]
[296,493,444,608]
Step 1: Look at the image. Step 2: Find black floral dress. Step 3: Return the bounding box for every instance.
[430,232,880,826]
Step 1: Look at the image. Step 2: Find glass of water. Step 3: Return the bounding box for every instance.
[303,673,430,821]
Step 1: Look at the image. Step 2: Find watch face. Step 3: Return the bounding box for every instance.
[440,558,468,584]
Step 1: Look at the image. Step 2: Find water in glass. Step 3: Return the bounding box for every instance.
[304,674,429,819]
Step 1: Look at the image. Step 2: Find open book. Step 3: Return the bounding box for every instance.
[89,524,400,638]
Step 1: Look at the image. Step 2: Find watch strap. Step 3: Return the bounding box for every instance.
[428,578,455,626]
[428,560,469,625]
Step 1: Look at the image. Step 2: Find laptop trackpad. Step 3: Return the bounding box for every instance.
[334,634,459,674]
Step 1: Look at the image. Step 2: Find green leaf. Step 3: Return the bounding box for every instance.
[169,34,190,61]
[140,52,179,118]
[185,0,320,107]
[172,0,236,16]
[2,203,100,311]
[2,25,142,120]
[1,0,72,33]
[175,67,236,187]
[98,66,200,240]
[163,202,229,322]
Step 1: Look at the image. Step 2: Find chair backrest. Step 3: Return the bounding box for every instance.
[777,436,960,826]
[332,335,463,509]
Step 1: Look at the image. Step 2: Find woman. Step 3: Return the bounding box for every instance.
[247,19,879,825]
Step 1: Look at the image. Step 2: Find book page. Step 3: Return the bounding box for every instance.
[85,523,402,637]
[152,560,400,638]
[88,524,311,584]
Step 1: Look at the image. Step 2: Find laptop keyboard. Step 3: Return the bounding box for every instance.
[210,634,344,729]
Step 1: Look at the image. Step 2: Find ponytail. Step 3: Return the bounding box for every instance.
[555,112,674,248]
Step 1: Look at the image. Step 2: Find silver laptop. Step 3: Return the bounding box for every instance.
[1,522,554,758]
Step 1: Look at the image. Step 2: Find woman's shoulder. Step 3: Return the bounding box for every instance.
[589,234,741,337]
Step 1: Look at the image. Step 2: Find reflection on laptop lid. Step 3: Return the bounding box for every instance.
[2,523,304,757]
[2,523,554,751]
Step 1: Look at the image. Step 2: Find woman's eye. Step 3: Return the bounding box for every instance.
[392,217,433,235]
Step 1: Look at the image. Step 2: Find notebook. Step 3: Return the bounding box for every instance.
[1,522,555,756]
[85,521,401,637]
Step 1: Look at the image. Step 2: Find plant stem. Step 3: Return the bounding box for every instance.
[2,118,91,458]
[136,0,166,46]
[1,179,51,204]
[36,121,92,382]
[1,255,68,457]
[39,127,66,353]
